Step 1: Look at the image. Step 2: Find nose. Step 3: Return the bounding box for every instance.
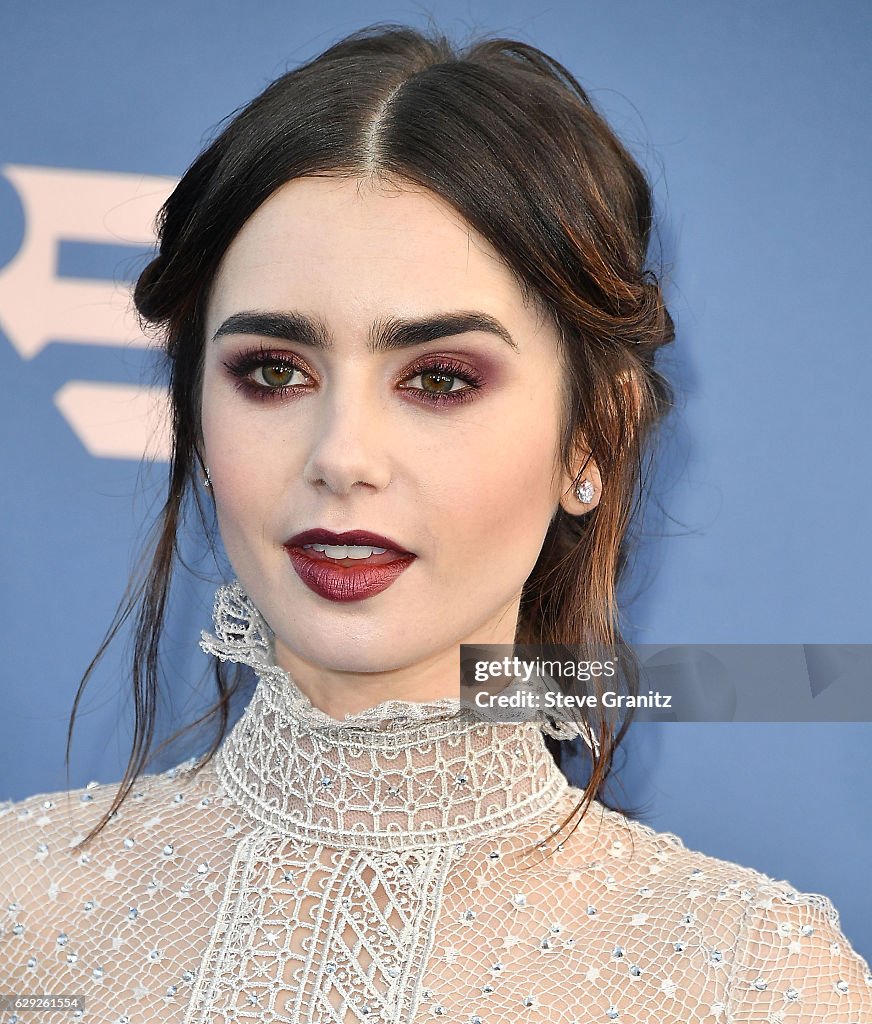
[302,374,393,497]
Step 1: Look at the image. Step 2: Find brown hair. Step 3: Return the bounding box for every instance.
[67,21,675,852]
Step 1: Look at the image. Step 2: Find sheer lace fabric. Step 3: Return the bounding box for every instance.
[1,582,869,1023]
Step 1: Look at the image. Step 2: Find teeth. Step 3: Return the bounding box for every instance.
[303,543,388,559]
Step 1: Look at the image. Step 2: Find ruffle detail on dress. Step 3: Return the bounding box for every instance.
[200,580,472,733]
[199,579,587,740]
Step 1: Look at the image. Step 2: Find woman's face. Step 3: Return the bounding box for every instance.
[200,175,596,713]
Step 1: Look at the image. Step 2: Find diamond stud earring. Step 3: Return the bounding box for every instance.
[574,478,594,504]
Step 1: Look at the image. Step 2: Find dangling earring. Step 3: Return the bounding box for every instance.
[574,477,594,504]
[204,465,212,489]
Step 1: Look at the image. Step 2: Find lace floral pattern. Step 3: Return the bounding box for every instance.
[0,581,870,1022]
[201,580,573,849]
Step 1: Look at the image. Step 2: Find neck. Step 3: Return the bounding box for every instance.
[271,638,464,722]
[214,665,571,851]
[200,579,579,851]
[269,603,523,724]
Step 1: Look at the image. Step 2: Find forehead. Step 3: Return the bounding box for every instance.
[205,175,537,338]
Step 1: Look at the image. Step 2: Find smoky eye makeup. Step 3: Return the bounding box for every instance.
[220,343,488,407]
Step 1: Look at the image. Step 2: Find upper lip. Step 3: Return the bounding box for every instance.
[285,528,415,555]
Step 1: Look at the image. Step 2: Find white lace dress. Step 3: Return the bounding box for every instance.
[1,581,870,1023]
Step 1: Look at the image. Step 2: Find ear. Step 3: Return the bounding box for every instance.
[559,440,602,515]
[558,368,644,515]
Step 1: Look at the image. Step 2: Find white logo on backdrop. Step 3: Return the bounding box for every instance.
[0,164,177,461]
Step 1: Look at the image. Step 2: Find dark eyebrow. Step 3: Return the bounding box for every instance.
[210,309,519,353]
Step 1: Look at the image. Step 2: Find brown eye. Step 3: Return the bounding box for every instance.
[258,363,296,387]
[399,357,485,407]
[419,370,457,395]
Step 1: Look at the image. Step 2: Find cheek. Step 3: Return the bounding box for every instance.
[200,383,285,538]
[202,366,281,475]
[433,402,560,556]
[209,442,291,547]
[478,386,562,497]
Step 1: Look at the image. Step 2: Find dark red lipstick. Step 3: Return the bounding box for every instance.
[284,528,416,602]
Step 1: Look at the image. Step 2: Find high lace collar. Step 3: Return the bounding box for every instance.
[198,581,577,850]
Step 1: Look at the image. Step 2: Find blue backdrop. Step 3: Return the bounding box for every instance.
[1,1,869,960]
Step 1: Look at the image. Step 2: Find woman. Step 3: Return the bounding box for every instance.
[2,22,869,1023]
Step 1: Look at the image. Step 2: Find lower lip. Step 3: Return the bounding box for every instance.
[285,546,416,602]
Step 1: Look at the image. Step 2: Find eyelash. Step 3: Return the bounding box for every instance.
[221,345,485,407]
